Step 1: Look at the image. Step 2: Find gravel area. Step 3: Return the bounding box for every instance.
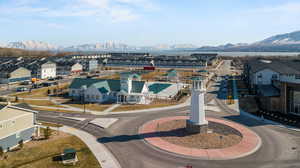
[156,119,242,149]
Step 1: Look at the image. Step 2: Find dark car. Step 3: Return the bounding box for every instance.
[16,87,28,92]
[55,76,63,80]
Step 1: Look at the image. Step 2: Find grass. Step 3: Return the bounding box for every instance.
[141,71,166,81]
[19,99,61,107]
[97,73,120,80]
[67,104,111,112]
[0,130,100,168]
[11,84,69,98]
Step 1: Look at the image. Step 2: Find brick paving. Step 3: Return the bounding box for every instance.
[139,116,261,160]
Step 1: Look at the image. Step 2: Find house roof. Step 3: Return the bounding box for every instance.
[0,105,37,122]
[120,72,141,79]
[247,60,300,75]
[69,78,106,89]
[69,78,145,94]
[132,81,145,93]
[148,83,172,94]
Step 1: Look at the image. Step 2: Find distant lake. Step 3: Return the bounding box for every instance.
[149,51,300,57]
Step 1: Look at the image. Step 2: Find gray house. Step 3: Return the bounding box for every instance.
[0,104,38,152]
[0,67,31,84]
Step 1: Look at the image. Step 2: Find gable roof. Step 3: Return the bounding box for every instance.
[69,77,148,94]
[247,60,300,75]
[131,81,145,93]
[148,83,172,94]
[69,78,106,89]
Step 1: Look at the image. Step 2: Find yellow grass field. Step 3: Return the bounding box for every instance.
[0,130,100,168]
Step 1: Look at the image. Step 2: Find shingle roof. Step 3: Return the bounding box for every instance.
[131,81,145,93]
[69,78,106,89]
[148,83,172,94]
[69,78,145,94]
[247,60,300,75]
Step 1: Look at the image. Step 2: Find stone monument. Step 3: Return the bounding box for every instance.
[186,77,208,134]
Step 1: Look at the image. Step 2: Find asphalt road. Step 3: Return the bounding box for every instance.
[34,61,300,168]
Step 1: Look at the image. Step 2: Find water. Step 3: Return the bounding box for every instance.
[149,51,300,57]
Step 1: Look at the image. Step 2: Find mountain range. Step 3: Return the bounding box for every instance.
[2,31,300,52]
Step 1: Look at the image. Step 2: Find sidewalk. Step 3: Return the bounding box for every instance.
[240,109,300,132]
[59,126,121,168]
[30,97,191,115]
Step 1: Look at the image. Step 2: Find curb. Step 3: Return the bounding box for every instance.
[139,116,261,160]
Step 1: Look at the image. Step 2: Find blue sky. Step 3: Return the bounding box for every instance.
[1,0,300,46]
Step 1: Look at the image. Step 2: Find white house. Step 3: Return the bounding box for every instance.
[71,63,83,74]
[41,61,56,79]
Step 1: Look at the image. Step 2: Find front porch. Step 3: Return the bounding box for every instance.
[116,93,145,104]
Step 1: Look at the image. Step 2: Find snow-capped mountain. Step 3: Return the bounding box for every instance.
[65,42,136,51]
[255,31,300,45]
[5,40,59,50]
[196,30,300,52]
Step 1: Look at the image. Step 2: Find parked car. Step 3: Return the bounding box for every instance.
[41,82,52,87]
[55,76,63,80]
[48,78,55,81]
[16,87,28,92]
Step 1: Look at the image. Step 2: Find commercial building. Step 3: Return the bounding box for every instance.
[0,104,39,152]
[69,72,184,104]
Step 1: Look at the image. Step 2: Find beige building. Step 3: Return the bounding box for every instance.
[0,104,38,151]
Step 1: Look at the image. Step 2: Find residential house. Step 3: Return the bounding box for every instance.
[71,63,83,74]
[0,67,31,84]
[244,59,300,116]
[0,104,39,152]
[41,61,56,79]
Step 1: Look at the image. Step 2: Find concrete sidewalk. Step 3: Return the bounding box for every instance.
[30,97,191,115]
[59,126,121,168]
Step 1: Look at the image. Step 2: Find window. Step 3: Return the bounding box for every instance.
[16,132,21,138]
[258,74,262,78]
[296,75,300,79]
[272,74,278,79]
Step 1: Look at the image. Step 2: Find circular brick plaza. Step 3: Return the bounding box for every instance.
[139,116,262,160]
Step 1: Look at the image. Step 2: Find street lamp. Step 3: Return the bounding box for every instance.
[81,85,87,113]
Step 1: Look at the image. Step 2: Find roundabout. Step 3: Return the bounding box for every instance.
[139,116,262,160]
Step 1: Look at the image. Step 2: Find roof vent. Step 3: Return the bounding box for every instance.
[260,60,272,64]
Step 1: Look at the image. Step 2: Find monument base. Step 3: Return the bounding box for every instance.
[186,120,208,134]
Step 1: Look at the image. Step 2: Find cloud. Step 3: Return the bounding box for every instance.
[46,23,65,29]
[0,0,157,23]
[253,2,300,14]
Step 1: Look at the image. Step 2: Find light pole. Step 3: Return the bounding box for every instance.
[81,85,87,113]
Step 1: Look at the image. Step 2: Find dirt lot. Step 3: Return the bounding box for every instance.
[157,119,242,149]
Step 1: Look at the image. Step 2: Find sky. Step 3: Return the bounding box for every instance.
[1,0,300,47]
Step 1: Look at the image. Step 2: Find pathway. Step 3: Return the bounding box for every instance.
[59,126,121,168]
